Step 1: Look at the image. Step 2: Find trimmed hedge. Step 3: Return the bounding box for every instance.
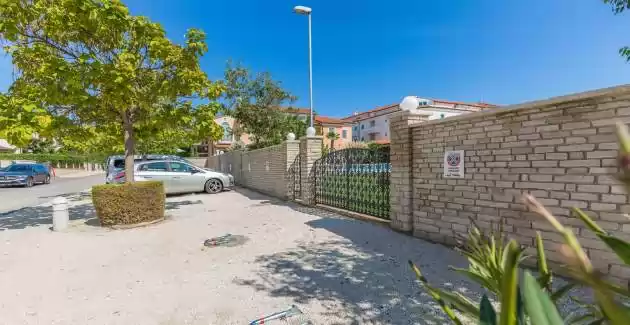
[0,153,106,165]
[92,181,165,226]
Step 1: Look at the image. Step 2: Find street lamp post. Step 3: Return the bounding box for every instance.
[293,5,316,135]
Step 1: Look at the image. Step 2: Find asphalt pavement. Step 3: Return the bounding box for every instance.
[0,174,105,213]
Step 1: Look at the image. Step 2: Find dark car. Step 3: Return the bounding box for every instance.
[0,163,51,187]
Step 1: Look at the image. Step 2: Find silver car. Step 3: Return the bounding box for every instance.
[111,160,234,194]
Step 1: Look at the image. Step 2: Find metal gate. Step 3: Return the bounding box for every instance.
[288,154,301,199]
[313,147,390,219]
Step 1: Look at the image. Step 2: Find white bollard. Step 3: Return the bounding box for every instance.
[52,197,69,231]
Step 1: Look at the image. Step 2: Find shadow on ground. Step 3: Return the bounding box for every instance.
[0,195,202,231]
[0,202,96,231]
[231,187,482,324]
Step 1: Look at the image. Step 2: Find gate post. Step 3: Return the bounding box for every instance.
[285,138,301,199]
[389,110,430,233]
[299,135,323,205]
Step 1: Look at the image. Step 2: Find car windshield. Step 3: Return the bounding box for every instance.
[6,164,32,172]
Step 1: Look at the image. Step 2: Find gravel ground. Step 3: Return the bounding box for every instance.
[0,187,586,324]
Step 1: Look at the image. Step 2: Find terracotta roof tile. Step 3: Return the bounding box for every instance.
[314,116,350,125]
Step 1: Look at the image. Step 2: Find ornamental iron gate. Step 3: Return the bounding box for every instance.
[313,147,390,219]
[288,154,301,199]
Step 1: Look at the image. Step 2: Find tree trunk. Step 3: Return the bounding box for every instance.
[123,112,135,183]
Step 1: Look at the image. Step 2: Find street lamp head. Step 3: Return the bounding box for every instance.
[293,5,312,15]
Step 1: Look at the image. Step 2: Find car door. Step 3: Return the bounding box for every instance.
[33,165,46,183]
[168,161,206,193]
[135,161,175,192]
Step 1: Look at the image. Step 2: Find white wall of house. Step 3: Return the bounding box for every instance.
[350,103,480,143]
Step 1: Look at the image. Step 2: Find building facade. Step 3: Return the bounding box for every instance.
[314,116,353,150]
[344,97,495,144]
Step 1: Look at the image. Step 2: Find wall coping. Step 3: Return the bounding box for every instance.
[299,136,324,140]
[410,83,630,129]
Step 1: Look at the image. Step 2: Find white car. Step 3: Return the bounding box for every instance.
[110,160,234,194]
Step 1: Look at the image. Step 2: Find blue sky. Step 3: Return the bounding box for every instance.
[1,0,630,117]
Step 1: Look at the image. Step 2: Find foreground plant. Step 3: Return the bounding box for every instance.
[409,122,630,324]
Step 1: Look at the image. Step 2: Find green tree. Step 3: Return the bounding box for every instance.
[222,63,307,148]
[605,0,630,60]
[0,93,53,149]
[0,0,223,181]
[326,131,340,149]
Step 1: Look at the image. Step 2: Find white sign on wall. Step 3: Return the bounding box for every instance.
[443,150,464,178]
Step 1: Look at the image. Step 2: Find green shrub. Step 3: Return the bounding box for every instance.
[92,181,165,226]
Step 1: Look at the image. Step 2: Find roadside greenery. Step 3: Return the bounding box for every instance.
[0,0,224,181]
[409,122,630,324]
[0,152,106,165]
[222,63,308,149]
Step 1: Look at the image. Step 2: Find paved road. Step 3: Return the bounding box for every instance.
[0,175,105,213]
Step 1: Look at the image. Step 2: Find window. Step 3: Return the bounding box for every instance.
[221,122,232,142]
[7,164,32,172]
[169,162,195,173]
[328,127,335,133]
[298,115,307,121]
[34,165,47,173]
[385,132,387,136]
[342,130,347,139]
[139,162,169,172]
[440,113,445,119]
[369,134,376,141]
[369,120,376,127]
[353,126,357,131]
[361,137,364,141]
[361,124,365,130]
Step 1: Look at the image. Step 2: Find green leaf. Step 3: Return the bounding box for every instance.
[595,234,630,265]
[408,261,464,325]
[572,208,606,234]
[499,240,522,325]
[535,231,552,290]
[522,272,565,325]
[479,294,497,325]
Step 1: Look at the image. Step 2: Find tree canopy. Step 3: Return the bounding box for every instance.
[605,0,630,60]
[222,63,307,149]
[0,0,223,180]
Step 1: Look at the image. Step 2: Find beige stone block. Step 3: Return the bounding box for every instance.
[590,202,618,211]
[562,121,591,130]
[559,160,601,167]
[538,168,566,174]
[601,194,628,204]
[557,144,596,152]
[553,175,595,183]
[532,161,559,167]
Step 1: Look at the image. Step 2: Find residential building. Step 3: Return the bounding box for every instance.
[344,97,495,143]
[314,116,353,150]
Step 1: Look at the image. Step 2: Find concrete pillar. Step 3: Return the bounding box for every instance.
[52,197,69,231]
[388,111,430,233]
[284,140,301,199]
[299,136,323,204]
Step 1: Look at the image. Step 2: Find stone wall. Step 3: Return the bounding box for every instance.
[390,85,630,285]
[206,138,321,200]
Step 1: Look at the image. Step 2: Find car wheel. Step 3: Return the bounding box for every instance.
[204,178,223,194]
[25,177,33,188]
[45,175,51,184]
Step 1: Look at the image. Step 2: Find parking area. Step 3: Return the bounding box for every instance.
[0,174,104,214]
[0,187,482,324]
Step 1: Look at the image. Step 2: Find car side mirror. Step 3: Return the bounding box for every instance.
[191,169,200,174]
